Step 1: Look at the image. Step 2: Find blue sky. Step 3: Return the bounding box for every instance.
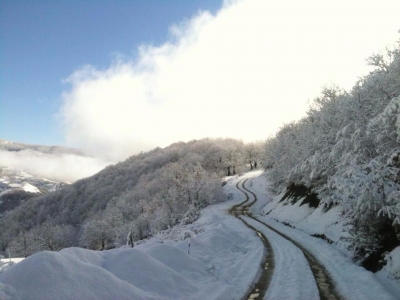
[0,0,221,145]
[1,0,399,158]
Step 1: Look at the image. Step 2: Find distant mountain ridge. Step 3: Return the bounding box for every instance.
[0,139,85,156]
[0,139,89,216]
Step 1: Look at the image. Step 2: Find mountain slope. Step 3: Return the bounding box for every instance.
[1,173,398,300]
[0,138,249,255]
[0,139,91,217]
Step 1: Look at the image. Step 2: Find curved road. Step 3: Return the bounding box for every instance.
[230,178,343,300]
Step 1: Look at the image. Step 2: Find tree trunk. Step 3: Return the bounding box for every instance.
[227,167,231,176]
[128,229,134,248]
[23,234,28,258]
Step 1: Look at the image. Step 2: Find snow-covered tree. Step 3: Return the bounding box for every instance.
[263,42,400,264]
[8,223,76,257]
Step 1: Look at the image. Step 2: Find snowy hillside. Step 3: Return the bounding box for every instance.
[261,44,400,276]
[0,138,115,217]
[0,167,62,194]
[0,167,62,215]
[0,177,263,300]
[1,172,399,299]
[0,138,257,257]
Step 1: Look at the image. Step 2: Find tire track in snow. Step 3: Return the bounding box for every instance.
[229,179,275,300]
[235,178,343,300]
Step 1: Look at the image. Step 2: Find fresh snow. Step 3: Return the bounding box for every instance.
[1,171,399,299]
[241,215,319,299]
[256,173,351,252]
[244,172,400,300]
[0,175,264,300]
[383,247,400,281]
[0,167,60,195]
[253,216,398,299]
[21,183,41,194]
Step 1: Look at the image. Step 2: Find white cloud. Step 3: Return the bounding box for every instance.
[60,0,400,161]
[0,150,111,183]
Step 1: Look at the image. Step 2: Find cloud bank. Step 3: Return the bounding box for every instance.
[0,150,111,183]
[60,0,400,161]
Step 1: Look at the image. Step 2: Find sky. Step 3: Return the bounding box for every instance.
[0,0,221,147]
[1,0,400,162]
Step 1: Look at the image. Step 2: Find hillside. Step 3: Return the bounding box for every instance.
[0,138,262,256]
[262,43,400,273]
[1,173,399,300]
[0,167,64,216]
[0,139,99,218]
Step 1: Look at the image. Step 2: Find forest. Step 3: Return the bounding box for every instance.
[0,138,263,256]
[263,42,400,268]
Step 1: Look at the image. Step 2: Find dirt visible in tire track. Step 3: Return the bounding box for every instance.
[230,178,343,300]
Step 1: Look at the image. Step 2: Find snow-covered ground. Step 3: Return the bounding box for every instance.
[243,172,400,299]
[0,167,64,216]
[1,171,399,299]
[255,174,351,251]
[0,167,62,195]
[241,215,319,299]
[0,174,264,300]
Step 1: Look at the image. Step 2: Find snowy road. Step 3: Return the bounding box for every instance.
[231,178,337,300]
[230,179,275,300]
[231,175,399,300]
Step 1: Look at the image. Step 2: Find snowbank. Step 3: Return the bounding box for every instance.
[0,176,263,299]
[382,247,400,282]
[254,173,350,251]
